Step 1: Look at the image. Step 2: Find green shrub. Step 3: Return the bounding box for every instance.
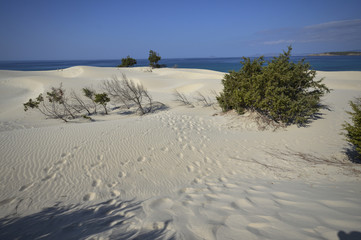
[148,50,162,68]
[23,84,75,122]
[118,56,137,67]
[82,88,97,114]
[94,93,110,114]
[343,97,361,157]
[217,46,330,126]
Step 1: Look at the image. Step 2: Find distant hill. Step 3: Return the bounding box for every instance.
[309,51,361,56]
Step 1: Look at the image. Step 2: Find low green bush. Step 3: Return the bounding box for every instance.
[217,46,330,126]
[118,56,137,67]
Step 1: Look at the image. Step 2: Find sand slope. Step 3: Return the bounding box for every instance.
[0,67,361,239]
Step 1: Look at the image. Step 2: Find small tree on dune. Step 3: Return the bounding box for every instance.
[23,84,75,122]
[94,93,110,114]
[148,50,161,68]
[83,88,97,114]
[46,84,75,119]
[118,56,137,67]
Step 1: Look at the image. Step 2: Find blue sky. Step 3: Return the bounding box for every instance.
[1,0,361,60]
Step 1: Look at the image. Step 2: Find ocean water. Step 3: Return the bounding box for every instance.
[1,56,361,72]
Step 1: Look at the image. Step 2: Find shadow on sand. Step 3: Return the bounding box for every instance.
[344,145,361,164]
[338,231,361,240]
[0,198,174,240]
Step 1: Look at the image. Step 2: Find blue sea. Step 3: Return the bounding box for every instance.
[1,56,361,72]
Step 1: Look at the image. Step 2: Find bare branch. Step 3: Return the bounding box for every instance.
[70,90,92,115]
[102,74,154,115]
[101,76,131,109]
[173,90,194,107]
[194,91,214,107]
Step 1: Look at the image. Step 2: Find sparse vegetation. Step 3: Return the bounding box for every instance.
[94,93,110,114]
[194,91,214,107]
[24,75,159,122]
[148,50,164,68]
[102,74,154,115]
[343,97,361,159]
[120,74,153,115]
[217,46,330,126]
[118,56,137,67]
[101,77,132,109]
[173,90,194,107]
[70,90,93,115]
[24,84,75,122]
[173,90,219,109]
[47,84,76,119]
[82,88,97,114]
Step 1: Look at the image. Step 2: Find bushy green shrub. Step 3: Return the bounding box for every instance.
[148,50,162,68]
[217,46,330,126]
[343,97,361,157]
[118,56,137,67]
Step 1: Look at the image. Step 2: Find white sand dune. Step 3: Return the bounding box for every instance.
[0,67,361,239]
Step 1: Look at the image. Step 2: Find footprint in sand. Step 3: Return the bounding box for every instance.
[118,171,126,178]
[161,147,169,152]
[110,190,121,197]
[204,156,211,163]
[72,146,81,150]
[219,177,227,183]
[178,153,184,159]
[55,159,67,166]
[187,165,194,172]
[137,156,147,162]
[19,183,34,192]
[92,179,101,187]
[193,177,202,184]
[214,160,222,167]
[150,197,174,210]
[107,182,117,188]
[90,162,102,168]
[83,192,96,201]
[0,197,17,207]
[42,173,56,182]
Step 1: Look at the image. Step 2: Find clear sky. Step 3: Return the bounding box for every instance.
[1,0,361,60]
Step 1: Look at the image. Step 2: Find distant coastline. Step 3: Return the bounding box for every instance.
[309,51,361,56]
